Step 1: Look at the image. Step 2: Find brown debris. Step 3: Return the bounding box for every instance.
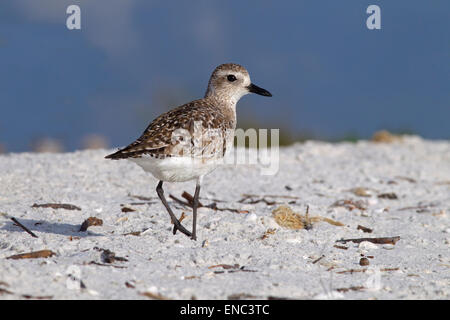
[171,212,186,224]
[228,293,258,300]
[331,199,367,211]
[32,203,81,211]
[121,207,135,212]
[349,187,372,197]
[0,282,13,296]
[170,192,248,214]
[101,250,128,263]
[128,194,154,201]
[122,231,142,236]
[260,228,276,240]
[7,250,55,260]
[336,268,399,274]
[272,205,344,230]
[0,287,13,295]
[395,176,417,183]
[336,236,400,245]
[359,258,370,266]
[140,291,170,300]
[10,217,38,238]
[312,255,325,264]
[88,261,127,269]
[182,191,204,207]
[398,202,437,213]
[336,286,366,293]
[21,294,53,300]
[239,193,299,206]
[357,225,373,233]
[94,247,128,263]
[333,245,348,250]
[371,130,403,143]
[208,264,256,274]
[79,217,103,232]
[208,264,240,270]
[378,192,398,200]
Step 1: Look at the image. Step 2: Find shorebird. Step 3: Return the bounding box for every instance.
[106,63,272,240]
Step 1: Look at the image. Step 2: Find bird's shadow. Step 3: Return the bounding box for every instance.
[1,218,102,237]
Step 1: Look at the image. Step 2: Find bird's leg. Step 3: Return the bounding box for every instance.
[156,181,192,238]
[191,181,201,241]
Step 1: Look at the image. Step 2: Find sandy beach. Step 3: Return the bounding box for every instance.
[0,136,449,300]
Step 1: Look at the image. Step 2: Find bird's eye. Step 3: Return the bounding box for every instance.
[227,74,237,82]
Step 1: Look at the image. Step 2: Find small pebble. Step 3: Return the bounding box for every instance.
[360,257,370,266]
[359,241,379,250]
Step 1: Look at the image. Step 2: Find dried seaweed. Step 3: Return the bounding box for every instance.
[272,205,344,230]
[357,225,373,233]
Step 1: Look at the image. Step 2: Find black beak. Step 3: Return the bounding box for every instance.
[247,83,272,97]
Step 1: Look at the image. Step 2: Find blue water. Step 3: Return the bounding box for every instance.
[0,0,448,151]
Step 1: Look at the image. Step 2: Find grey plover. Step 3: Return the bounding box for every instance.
[106,63,272,240]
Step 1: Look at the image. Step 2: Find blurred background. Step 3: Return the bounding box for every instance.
[0,0,448,153]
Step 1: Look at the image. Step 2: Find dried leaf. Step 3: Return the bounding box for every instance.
[272,205,344,229]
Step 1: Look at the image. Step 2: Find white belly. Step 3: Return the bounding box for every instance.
[129,155,220,182]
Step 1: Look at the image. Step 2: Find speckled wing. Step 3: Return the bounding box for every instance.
[105,99,234,160]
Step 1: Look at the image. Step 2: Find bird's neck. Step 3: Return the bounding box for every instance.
[204,94,237,127]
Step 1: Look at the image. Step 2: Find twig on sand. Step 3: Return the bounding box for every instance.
[170,192,249,214]
[312,255,325,264]
[336,236,400,245]
[208,264,257,274]
[357,225,373,233]
[1,212,38,238]
[238,193,299,205]
[88,261,127,269]
[10,217,38,238]
[32,203,81,210]
[335,286,366,292]
[336,268,399,274]
[140,291,170,300]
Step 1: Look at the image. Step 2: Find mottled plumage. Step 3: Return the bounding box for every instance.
[105,63,272,240]
[105,97,235,161]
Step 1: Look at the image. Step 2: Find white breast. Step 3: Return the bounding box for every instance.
[129,155,222,182]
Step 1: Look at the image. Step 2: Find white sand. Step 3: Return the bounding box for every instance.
[0,137,449,300]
